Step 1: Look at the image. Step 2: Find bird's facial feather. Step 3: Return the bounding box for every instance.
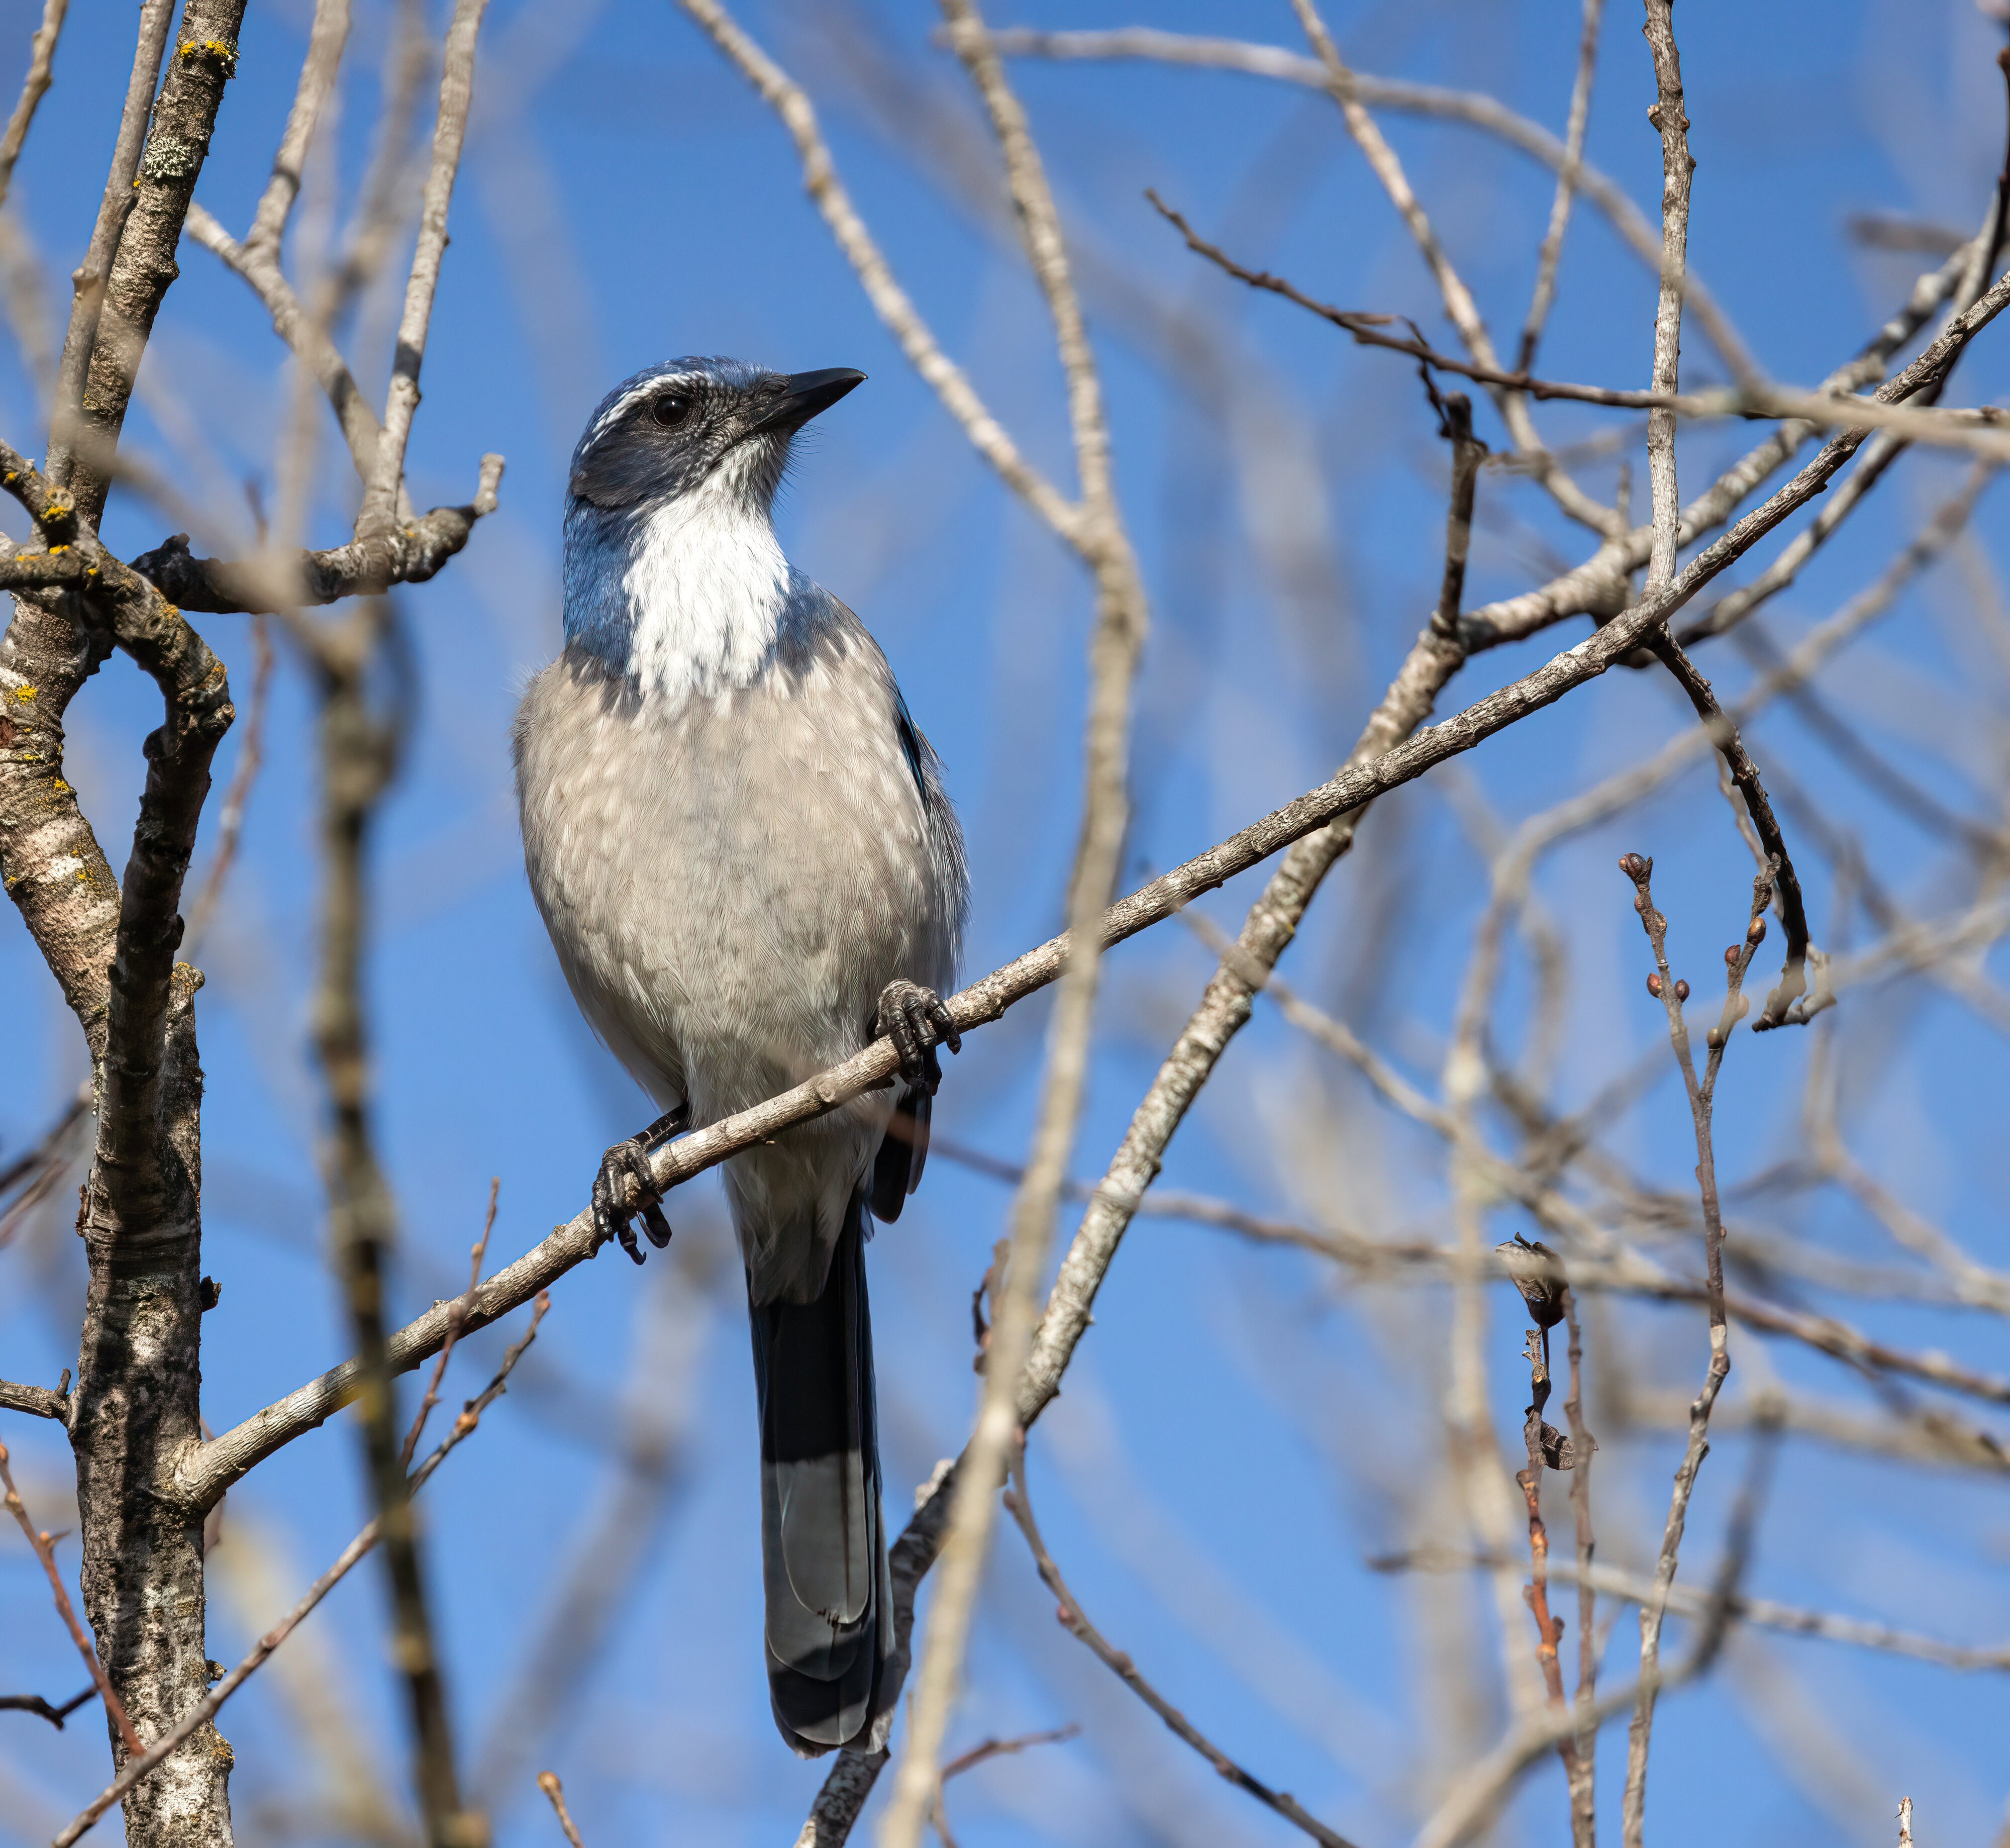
[569,361,792,513]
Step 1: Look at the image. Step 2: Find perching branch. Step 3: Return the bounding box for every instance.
[187,255,2010,1516]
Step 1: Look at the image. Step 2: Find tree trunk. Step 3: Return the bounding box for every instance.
[72,971,234,1845]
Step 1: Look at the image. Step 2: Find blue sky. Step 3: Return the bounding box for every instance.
[6,2,2010,1844]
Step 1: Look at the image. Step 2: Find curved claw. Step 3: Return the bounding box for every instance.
[876,979,962,1095]
[593,1136,673,1265]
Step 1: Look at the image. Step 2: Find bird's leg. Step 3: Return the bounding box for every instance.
[593,1104,689,1265]
[875,980,962,1095]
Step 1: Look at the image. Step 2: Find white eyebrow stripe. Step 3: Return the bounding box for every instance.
[587,373,702,444]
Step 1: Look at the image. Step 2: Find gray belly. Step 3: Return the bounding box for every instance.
[514,643,959,1299]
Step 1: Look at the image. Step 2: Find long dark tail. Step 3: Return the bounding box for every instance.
[749,1189,894,1756]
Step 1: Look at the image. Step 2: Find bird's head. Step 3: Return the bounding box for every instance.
[566,356,865,518]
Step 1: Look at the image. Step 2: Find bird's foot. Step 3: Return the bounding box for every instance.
[593,1105,688,1266]
[876,980,961,1094]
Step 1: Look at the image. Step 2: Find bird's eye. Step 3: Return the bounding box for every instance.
[651,393,693,429]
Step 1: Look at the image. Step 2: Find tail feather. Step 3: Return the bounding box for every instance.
[750,1190,895,1755]
[869,1085,931,1222]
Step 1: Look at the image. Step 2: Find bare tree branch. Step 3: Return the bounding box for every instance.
[0,0,69,214]
[884,3,1150,1835]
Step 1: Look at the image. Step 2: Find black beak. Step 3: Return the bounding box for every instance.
[748,367,866,436]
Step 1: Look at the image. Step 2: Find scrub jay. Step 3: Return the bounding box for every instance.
[514,357,967,1755]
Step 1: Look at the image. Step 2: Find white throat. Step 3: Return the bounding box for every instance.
[623,469,793,701]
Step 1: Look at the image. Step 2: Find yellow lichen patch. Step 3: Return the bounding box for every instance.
[12,686,34,701]
[51,777,70,793]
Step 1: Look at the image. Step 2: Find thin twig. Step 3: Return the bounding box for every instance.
[1646,634,1812,1025]
[1564,1298,1598,1848]
[1147,192,2010,463]
[1617,852,1762,1848]
[1382,1543,2010,1673]
[0,1686,93,1728]
[1518,0,1605,372]
[535,1771,587,1848]
[1511,1303,1582,1787]
[1287,0,1618,534]
[357,0,490,539]
[1005,1455,1362,1848]
[675,0,1080,541]
[931,1724,1078,1848]
[183,611,273,959]
[980,24,1758,382]
[51,1296,547,1848]
[0,0,68,213]
[400,1179,499,1469]
[0,1440,141,1756]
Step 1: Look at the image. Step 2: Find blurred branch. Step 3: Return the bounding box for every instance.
[0,1081,91,1251]
[886,2,1150,1833]
[0,0,68,213]
[1517,0,1604,373]
[677,0,1081,540]
[180,202,389,493]
[535,1774,586,1848]
[978,24,1756,381]
[243,0,351,262]
[356,0,489,541]
[1287,0,1617,535]
[1386,1545,2010,1674]
[183,611,273,958]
